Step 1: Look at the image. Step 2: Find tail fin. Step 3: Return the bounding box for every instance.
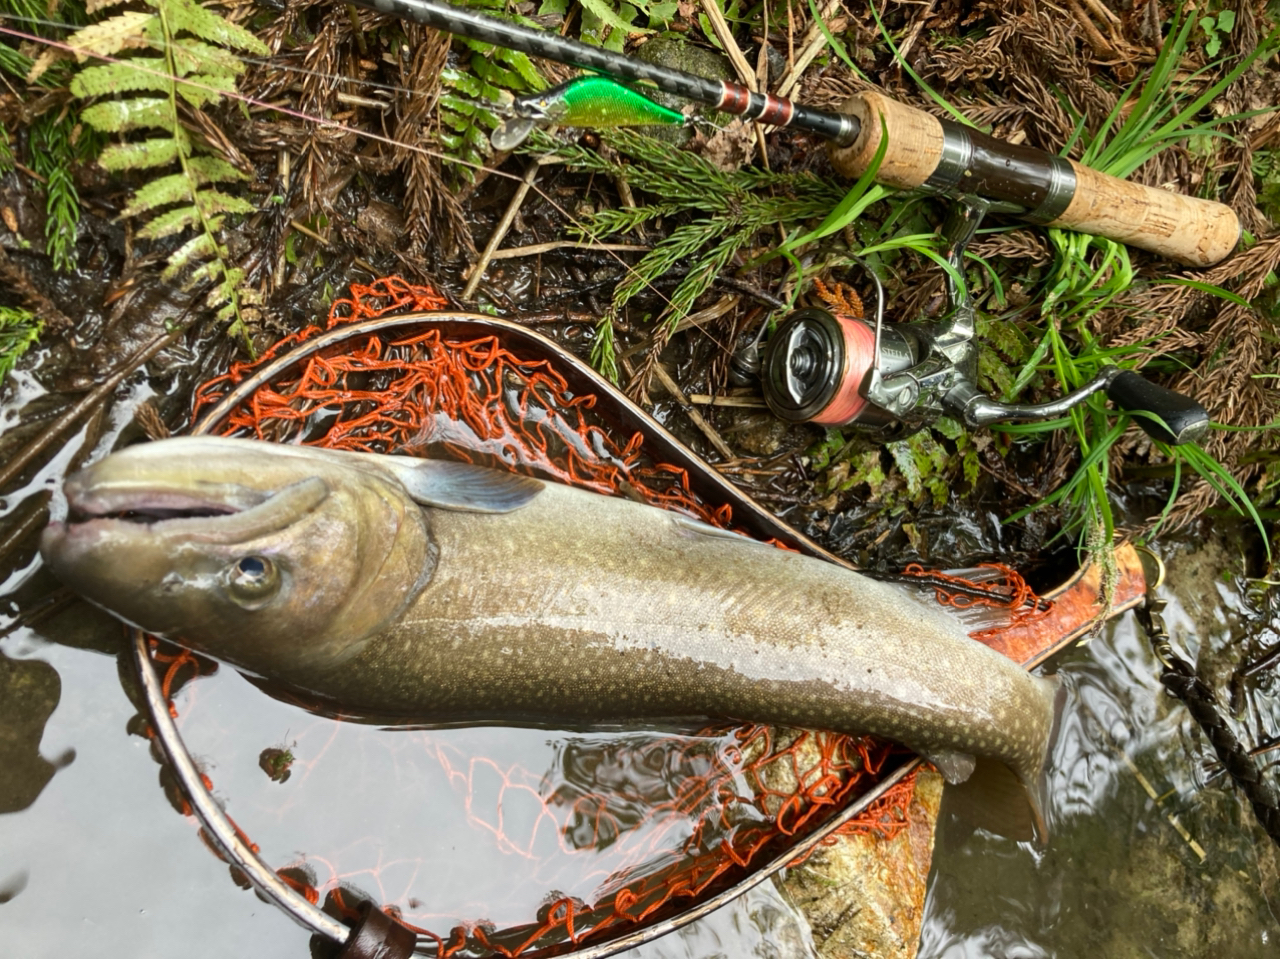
[942,675,1067,845]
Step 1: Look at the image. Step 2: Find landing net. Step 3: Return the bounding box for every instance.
[153,276,1033,955]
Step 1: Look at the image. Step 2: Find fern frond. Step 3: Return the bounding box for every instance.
[140,199,208,239]
[81,97,175,133]
[169,38,246,76]
[72,59,174,97]
[67,10,156,61]
[67,0,262,349]
[137,190,251,239]
[174,73,238,108]
[161,0,268,54]
[438,0,549,181]
[120,158,245,217]
[98,136,183,170]
[184,155,245,182]
[88,0,143,13]
[160,226,221,277]
[579,0,646,36]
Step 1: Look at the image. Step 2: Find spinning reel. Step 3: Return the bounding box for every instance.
[755,199,1210,446]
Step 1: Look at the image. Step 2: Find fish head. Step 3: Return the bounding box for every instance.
[39,437,436,675]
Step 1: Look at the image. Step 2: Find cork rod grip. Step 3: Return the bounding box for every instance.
[826,92,1240,267]
[1047,162,1239,267]
[826,92,945,190]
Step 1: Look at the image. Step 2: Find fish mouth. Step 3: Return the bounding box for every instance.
[65,473,264,526]
[57,474,329,545]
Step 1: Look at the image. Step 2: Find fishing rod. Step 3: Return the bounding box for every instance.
[355,0,1240,267]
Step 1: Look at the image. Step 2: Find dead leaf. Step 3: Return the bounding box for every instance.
[692,118,754,172]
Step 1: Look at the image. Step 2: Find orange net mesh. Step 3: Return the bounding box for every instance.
[157,276,948,955]
[192,277,734,527]
[899,562,1052,639]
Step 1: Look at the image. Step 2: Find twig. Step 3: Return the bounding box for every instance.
[1064,0,1116,57]
[462,156,553,300]
[650,363,735,459]
[289,217,330,246]
[700,0,758,92]
[0,326,186,494]
[688,393,769,408]
[776,0,843,100]
[700,0,764,160]
[334,91,389,111]
[619,294,739,360]
[895,0,937,68]
[502,310,603,325]
[1078,0,1122,27]
[0,491,51,569]
[484,240,650,261]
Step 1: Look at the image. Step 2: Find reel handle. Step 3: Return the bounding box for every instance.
[827,92,1240,267]
[1104,369,1210,446]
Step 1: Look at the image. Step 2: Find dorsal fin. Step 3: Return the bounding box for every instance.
[356,453,544,513]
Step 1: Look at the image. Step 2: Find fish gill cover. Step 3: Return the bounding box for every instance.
[138,275,1048,955]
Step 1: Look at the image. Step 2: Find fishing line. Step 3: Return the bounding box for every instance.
[0,18,707,319]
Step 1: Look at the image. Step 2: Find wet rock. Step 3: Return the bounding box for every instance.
[723,411,796,456]
[355,200,406,250]
[631,34,734,146]
[780,768,943,959]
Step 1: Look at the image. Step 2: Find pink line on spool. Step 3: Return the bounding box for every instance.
[810,315,877,426]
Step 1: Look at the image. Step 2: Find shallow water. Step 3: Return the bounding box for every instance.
[2,357,1278,958]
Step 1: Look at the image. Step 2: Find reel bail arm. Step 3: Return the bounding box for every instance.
[944,366,1210,446]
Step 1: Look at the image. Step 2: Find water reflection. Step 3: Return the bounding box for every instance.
[3,362,1278,958]
[918,541,1280,959]
[0,649,67,814]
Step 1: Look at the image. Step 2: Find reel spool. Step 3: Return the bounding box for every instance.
[761,308,917,431]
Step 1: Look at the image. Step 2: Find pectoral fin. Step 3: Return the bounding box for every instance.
[364,455,544,513]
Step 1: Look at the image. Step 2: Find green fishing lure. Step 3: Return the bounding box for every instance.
[492,76,685,150]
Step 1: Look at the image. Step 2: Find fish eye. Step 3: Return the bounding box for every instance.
[226,555,279,606]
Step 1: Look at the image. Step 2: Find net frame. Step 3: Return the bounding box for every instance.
[132,279,930,956]
[130,278,1146,956]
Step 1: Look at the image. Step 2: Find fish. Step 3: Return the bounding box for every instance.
[40,436,1062,840]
